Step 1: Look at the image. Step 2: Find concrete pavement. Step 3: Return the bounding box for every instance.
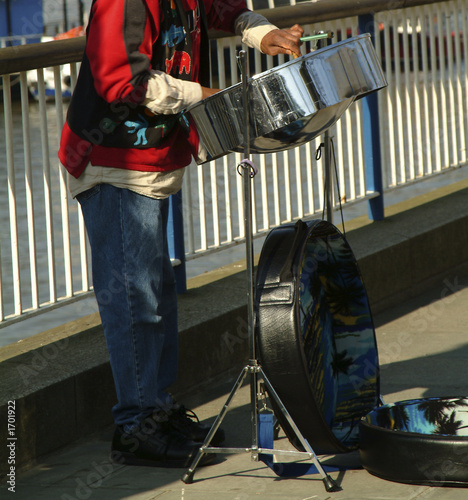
[3,261,468,500]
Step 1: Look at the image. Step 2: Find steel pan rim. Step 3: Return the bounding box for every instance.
[361,396,468,438]
[359,396,468,486]
[185,33,373,113]
[248,32,372,82]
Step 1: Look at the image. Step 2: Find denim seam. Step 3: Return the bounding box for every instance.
[119,190,144,411]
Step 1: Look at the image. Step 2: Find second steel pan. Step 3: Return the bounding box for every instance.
[185,34,387,164]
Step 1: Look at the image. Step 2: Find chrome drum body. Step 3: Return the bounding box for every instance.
[185,34,387,164]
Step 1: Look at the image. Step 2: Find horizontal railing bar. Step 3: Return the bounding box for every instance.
[257,0,450,29]
[209,0,451,38]
[0,291,95,330]
[383,163,468,192]
[0,0,452,75]
[184,192,378,262]
[0,37,85,76]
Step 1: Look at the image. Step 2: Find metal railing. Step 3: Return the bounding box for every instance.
[0,0,467,329]
[184,0,468,257]
[0,34,43,48]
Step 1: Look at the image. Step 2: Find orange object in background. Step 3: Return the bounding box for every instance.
[54,26,85,40]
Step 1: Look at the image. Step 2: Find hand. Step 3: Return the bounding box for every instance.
[260,24,304,58]
[201,86,221,100]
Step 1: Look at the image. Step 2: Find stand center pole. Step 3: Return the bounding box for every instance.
[239,50,256,362]
[239,49,260,456]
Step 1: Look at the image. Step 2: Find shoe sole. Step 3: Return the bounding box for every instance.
[207,429,226,447]
[170,426,225,447]
[197,433,225,447]
[110,450,217,468]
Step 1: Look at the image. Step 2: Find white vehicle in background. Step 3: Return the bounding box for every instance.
[26,26,84,101]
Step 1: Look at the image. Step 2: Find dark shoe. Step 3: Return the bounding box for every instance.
[166,405,225,446]
[110,423,214,468]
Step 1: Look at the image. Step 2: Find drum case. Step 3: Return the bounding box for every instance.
[255,219,380,455]
[255,219,468,486]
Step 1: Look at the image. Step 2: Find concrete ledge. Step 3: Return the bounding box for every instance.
[347,179,468,312]
[1,179,468,477]
[0,268,251,476]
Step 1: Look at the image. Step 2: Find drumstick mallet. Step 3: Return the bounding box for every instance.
[293,31,335,58]
[300,31,334,43]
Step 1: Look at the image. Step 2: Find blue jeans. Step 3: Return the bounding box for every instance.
[77,184,178,432]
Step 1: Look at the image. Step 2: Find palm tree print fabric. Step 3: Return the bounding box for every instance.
[298,227,379,449]
[364,397,468,436]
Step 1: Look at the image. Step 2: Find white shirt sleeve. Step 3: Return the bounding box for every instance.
[142,11,278,114]
[142,70,203,115]
[235,11,278,53]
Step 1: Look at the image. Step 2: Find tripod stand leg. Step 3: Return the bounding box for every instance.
[181,366,250,484]
[260,368,342,492]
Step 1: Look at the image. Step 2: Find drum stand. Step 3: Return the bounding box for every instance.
[181,51,341,493]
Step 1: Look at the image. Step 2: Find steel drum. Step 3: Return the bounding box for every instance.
[185,34,387,164]
[360,397,468,485]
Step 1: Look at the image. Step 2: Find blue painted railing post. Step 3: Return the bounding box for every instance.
[167,190,187,294]
[359,14,385,221]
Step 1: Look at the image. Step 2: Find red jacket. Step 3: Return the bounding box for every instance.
[58,0,248,178]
